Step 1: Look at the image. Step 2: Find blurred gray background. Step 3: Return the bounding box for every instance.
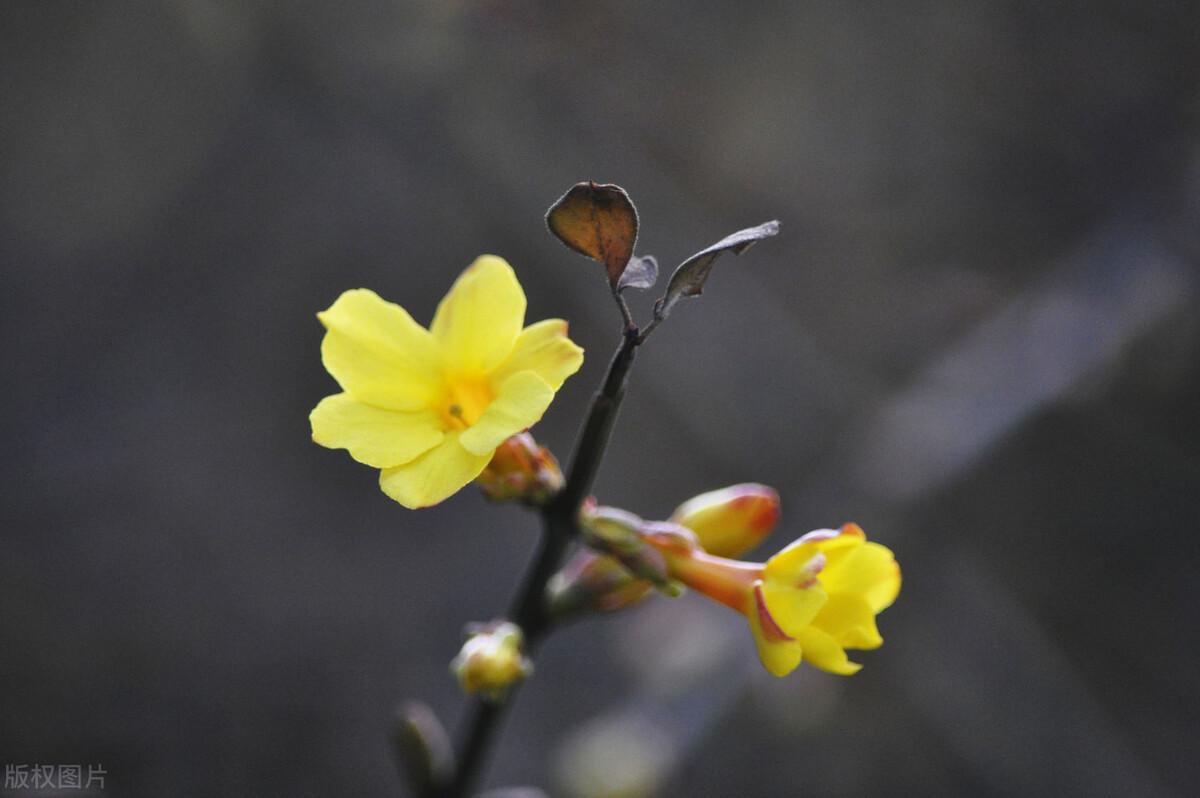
[3,1,1199,796]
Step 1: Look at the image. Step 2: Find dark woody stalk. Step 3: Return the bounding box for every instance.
[442,327,640,798]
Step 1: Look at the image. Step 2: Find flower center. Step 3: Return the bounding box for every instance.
[442,376,494,429]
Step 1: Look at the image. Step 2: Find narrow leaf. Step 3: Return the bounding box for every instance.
[616,255,658,292]
[656,220,780,320]
[545,182,639,286]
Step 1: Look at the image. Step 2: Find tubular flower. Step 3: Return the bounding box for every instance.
[652,523,901,677]
[310,256,584,508]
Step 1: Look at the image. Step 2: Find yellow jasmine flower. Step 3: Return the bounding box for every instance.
[653,523,901,677]
[749,524,901,676]
[310,255,584,508]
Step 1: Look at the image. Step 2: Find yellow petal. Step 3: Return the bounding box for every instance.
[310,393,444,468]
[802,525,866,571]
[459,371,555,456]
[761,579,827,637]
[431,255,526,375]
[318,289,444,411]
[378,431,492,508]
[763,538,823,584]
[748,589,804,677]
[796,627,862,676]
[821,541,901,613]
[811,593,882,650]
[490,319,584,392]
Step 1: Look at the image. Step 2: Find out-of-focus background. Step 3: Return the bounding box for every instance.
[3,2,1199,796]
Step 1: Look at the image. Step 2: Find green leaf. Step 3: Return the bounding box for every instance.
[545,182,639,287]
[655,221,780,320]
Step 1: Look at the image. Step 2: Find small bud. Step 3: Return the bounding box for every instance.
[450,620,533,701]
[578,505,683,594]
[669,483,780,558]
[477,432,564,506]
[547,550,654,617]
[579,504,645,552]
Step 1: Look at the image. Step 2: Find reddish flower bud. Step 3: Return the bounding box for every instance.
[578,505,689,595]
[546,550,654,616]
[669,483,780,558]
[476,432,564,506]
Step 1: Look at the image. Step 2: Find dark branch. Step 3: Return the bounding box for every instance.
[440,327,642,798]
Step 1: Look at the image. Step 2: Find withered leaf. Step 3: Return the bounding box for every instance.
[616,255,658,292]
[545,182,639,287]
[655,220,780,320]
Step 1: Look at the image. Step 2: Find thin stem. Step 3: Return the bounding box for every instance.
[635,316,661,344]
[441,511,572,797]
[635,302,666,345]
[613,287,636,332]
[440,328,642,798]
[552,327,639,515]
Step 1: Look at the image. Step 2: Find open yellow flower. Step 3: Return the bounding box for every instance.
[310,255,584,508]
[654,523,900,677]
[749,524,900,676]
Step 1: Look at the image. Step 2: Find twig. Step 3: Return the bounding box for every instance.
[613,287,637,332]
[441,327,642,797]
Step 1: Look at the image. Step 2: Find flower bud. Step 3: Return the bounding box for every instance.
[669,483,779,558]
[547,550,654,617]
[476,432,564,506]
[450,621,533,700]
[578,505,685,595]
